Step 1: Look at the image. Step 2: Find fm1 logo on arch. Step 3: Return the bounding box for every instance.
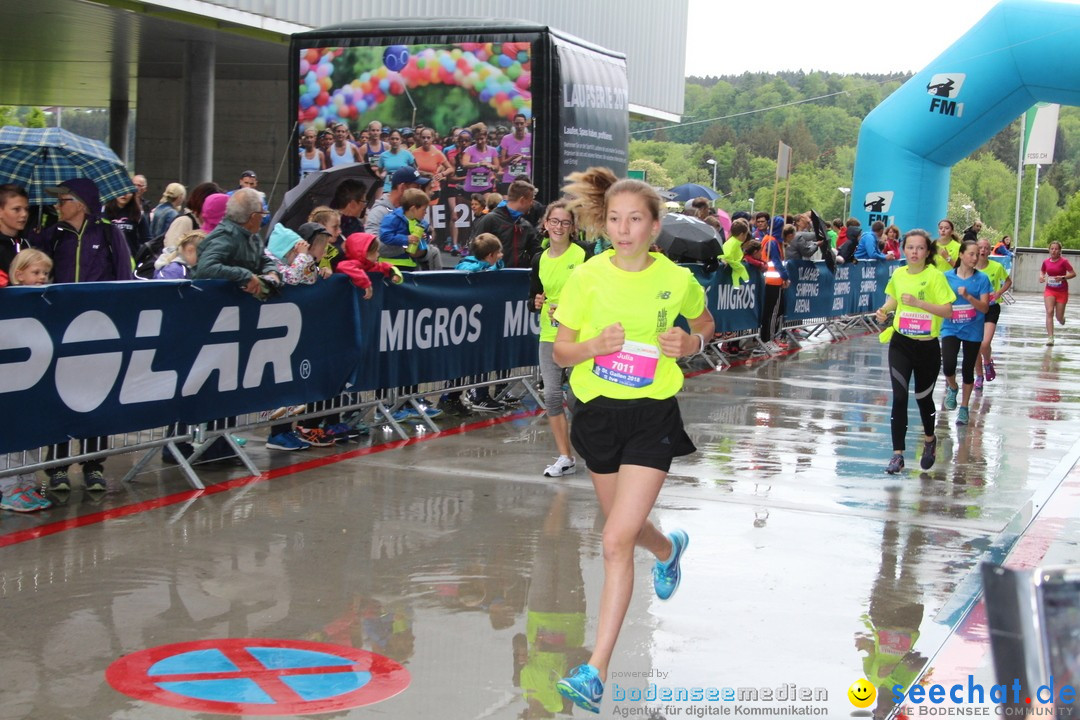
[926,73,966,117]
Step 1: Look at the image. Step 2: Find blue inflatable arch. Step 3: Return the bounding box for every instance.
[852,0,1080,232]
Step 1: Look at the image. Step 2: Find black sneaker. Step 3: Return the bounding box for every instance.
[920,436,937,471]
[470,398,506,413]
[441,397,469,416]
[49,470,71,492]
[85,470,107,492]
[885,454,905,475]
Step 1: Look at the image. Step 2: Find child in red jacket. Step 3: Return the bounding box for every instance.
[336,232,403,299]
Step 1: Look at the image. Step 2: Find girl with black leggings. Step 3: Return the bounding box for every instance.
[875,229,955,475]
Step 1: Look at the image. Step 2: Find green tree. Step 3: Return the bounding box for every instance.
[23,108,47,128]
[628,158,672,188]
[0,106,18,127]
[1041,190,1080,249]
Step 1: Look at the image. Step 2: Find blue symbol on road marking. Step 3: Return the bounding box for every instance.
[148,646,371,704]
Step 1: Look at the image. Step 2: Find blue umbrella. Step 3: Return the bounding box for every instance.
[0,127,134,204]
[668,182,719,202]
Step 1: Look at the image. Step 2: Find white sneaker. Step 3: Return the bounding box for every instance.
[544,456,576,477]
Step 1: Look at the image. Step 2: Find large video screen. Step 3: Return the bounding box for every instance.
[296,42,535,239]
[298,42,532,137]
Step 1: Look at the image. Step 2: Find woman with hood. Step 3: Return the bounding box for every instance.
[161,181,224,259]
[35,178,134,493]
[758,215,789,352]
[264,223,330,286]
[37,178,134,284]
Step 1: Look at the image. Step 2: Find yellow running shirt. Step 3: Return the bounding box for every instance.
[720,236,750,288]
[555,250,706,402]
[942,239,961,264]
[981,259,1010,300]
[884,265,956,340]
[538,243,587,342]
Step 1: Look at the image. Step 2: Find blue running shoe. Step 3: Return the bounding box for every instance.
[956,407,970,425]
[416,404,443,419]
[653,529,689,601]
[944,385,958,410]
[556,664,603,714]
[265,432,309,451]
[1,487,45,513]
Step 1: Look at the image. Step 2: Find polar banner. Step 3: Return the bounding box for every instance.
[0,278,363,453]
[361,269,540,390]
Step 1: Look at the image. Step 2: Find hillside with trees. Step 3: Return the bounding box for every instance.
[630,72,1080,247]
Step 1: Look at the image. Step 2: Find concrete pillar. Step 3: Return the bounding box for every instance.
[183,40,216,186]
[109,99,129,165]
[108,14,132,164]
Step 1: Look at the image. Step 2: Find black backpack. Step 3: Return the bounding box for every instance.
[134,211,199,279]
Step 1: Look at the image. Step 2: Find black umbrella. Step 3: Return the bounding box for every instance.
[656,213,723,265]
[810,209,837,273]
[269,164,380,232]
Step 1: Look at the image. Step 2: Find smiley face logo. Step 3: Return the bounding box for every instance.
[848,678,876,708]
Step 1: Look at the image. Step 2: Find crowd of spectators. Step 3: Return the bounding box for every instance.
[0,140,1019,508]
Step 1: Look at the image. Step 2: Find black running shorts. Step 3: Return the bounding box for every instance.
[570,396,696,474]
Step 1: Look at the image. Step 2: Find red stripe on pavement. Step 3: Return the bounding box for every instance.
[0,408,542,549]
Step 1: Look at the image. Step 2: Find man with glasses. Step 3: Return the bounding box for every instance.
[34,178,134,493]
[38,178,134,283]
[192,188,280,294]
[132,174,148,202]
[329,178,371,239]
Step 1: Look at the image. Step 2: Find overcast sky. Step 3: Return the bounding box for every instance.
[684,0,1041,76]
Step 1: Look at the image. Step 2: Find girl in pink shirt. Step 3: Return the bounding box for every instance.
[1040,240,1076,346]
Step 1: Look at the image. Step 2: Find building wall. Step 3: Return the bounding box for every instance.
[136,75,289,208]
[179,0,687,119]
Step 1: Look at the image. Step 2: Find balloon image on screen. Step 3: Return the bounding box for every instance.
[297,43,532,135]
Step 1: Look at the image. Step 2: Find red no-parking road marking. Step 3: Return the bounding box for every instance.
[107,638,410,715]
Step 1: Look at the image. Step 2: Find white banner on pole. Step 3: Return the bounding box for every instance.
[776,142,792,179]
[1023,103,1059,165]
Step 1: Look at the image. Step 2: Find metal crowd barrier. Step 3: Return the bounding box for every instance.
[0,367,545,491]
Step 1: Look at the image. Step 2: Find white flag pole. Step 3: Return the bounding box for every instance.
[1029,164,1040,248]
[1014,112,1025,243]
